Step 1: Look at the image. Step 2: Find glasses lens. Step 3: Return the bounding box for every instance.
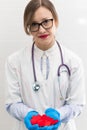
[42,19,53,29]
[30,19,53,32]
[30,23,39,32]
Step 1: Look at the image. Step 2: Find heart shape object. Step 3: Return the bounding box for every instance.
[30,114,59,127]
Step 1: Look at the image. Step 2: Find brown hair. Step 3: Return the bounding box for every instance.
[24,0,58,35]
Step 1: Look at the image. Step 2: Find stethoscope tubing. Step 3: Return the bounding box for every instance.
[31,40,71,94]
[32,43,37,82]
[56,40,71,76]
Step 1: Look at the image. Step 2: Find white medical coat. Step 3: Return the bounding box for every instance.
[5,42,86,130]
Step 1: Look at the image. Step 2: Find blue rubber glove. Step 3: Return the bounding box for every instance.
[38,123,61,130]
[24,111,39,130]
[45,108,61,130]
[38,126,50,130]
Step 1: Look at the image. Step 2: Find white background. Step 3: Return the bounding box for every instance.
[0,0,87,130]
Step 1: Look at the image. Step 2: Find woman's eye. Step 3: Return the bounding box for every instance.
[43,19,51,26]
[32,23,38,26]
[44,20,49,24]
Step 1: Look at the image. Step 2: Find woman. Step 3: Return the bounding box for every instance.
[5,0,86,130]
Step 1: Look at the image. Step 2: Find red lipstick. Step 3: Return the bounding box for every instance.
[39,34,49,39]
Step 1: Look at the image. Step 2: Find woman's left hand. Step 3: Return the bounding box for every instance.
[45,108,61,129]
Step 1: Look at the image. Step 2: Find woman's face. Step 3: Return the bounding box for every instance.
[30,6,58,50]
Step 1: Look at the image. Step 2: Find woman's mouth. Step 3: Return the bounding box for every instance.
[39,34,49,39]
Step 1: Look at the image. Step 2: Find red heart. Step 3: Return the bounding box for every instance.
[31,114,59,127]
[30,115,42,125]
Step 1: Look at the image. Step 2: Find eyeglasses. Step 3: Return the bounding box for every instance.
[29,18,53,32]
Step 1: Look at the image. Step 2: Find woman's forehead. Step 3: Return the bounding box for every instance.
[32,6,53,22]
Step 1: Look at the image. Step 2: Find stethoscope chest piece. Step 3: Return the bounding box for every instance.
[33,82,40,92]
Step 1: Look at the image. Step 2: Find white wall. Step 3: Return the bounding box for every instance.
[0,0,87,130]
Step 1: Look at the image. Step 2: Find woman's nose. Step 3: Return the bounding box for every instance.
[38,25,46,32]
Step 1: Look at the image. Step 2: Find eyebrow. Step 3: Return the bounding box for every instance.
[32,17,52,23]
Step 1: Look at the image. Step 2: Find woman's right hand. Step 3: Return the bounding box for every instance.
[24,110,39,130]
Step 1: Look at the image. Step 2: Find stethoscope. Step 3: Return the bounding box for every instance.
[32,40,71,100]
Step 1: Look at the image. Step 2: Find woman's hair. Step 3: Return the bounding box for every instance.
[24,0,58,35]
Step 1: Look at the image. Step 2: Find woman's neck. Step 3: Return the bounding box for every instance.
[34,39,55,51]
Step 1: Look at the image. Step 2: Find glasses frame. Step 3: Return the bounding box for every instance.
[30,18,53,32]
